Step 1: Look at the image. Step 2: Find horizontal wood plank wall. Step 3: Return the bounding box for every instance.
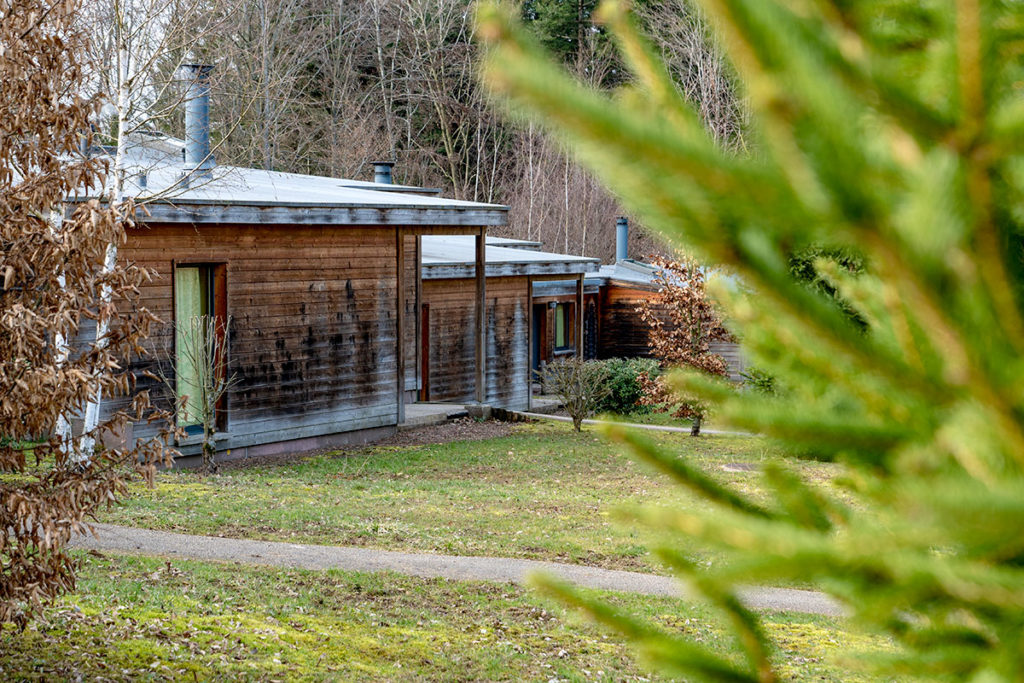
[112,222,407,450]
[598,285,663,359]
[422,276,528,410]
[709,340,747,381]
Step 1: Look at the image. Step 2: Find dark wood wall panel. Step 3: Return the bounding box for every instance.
[120,222,406,449]
[422,276,528,410]
[597,286,662,359]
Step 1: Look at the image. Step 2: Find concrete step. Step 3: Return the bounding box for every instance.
[399,403,469,430]
[526,396,563,415]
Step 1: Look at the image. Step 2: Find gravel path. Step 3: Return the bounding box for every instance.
[72,524,842,617]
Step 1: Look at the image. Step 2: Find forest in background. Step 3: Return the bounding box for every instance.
[86,0,744,262]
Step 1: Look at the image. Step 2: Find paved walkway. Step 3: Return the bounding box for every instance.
[71,524,842,617]
[516,411,754,437]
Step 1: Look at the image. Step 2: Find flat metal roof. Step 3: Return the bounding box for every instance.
[421,236,600,278]
[68,137,507,226]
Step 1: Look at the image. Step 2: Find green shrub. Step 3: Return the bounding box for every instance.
[738,367,776,396]
[594,357,660,415]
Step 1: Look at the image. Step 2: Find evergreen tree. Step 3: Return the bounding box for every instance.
[521,0,599,63]
[480,0,1024,679]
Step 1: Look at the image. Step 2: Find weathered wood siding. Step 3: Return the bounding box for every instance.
[403,234,417,393]
[709,340,747,382]
[114,223,408,451]
[596,284,747,380]
[597,285,663,359]
[422,276,528,409]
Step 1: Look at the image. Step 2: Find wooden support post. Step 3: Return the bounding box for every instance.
[576,273,584,358]
[475,228,486,404]
[415,234,422,399]
[527,276,533,411]
[396,227,406,424]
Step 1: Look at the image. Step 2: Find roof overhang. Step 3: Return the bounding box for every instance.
[423,261,598,280]
[112,200,508,227]
[531,281,602,298]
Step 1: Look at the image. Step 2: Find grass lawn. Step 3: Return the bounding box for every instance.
[99,420,842,572]
[0,552,895,681]
[602,410,696,429]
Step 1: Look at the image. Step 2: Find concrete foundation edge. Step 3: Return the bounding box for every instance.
[170,425,397,469]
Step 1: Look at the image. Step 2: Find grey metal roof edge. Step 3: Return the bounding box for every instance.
[422,260,600,280]
[422,254,600,268]
[530,282,601,295]
[603,277,660,290]
[132,203,508,227]
[66,194,508,212]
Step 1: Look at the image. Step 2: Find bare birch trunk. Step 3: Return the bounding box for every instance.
[77,36,128,465]
[49,210,73,459]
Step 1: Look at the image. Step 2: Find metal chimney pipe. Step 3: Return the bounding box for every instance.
[616,216,629,262]
[179,63,215,184]
[373,161,394,185]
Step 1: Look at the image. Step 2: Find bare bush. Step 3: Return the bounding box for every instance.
[0,0,171,627]
[538,358,610,432]
[152,315,237,473]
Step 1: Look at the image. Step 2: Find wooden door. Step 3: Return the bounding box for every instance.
[419,303,430,401]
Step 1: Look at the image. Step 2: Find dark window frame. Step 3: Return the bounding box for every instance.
[553,302,575,352]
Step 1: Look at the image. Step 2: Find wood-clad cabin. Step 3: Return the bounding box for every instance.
[75,139,506,464]
[593,259,747,380]
[594,260,668,360]
[420,237,599,410]
[523,254,748,381]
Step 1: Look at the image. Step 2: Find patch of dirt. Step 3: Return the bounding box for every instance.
[377,417,513,448]
[218,418,514,471]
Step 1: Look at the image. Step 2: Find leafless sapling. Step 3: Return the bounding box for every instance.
[154,315,237,473]
[538,358,611,432]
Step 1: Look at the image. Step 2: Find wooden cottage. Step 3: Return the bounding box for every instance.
[76,133,506,464]
[419,236,599,409]
[71,64,739,465]
[528,218,746,380]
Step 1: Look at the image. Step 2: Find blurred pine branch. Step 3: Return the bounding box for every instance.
[479,0,1024,678]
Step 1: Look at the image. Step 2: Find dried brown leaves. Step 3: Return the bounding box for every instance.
[0,0,171,627]
[636,255,730,419]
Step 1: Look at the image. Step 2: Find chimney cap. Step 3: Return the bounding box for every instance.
[372,161,395,184]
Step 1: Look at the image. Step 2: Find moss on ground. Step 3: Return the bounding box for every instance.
[0,553,896,681]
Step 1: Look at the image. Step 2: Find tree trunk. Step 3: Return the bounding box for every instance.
[77,31,129,465]
[49,211,73,461]
[202,423,218,474]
